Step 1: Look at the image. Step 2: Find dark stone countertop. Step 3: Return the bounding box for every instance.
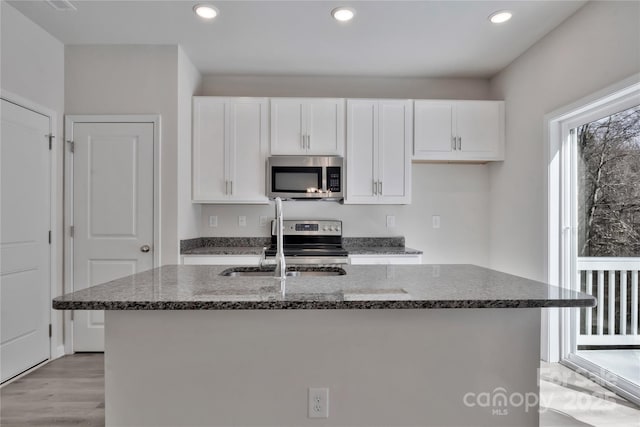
[53,264,595,311]
[181,237,423,256]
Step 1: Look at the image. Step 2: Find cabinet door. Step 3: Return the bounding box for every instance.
[345,100,378,204]
[413,101,454,160]
[455,101,504,160]
[378,100,412,204]
[192,98,228,201]
[270,98,305,154]
[227,99,269,203]
[306,99,345,155]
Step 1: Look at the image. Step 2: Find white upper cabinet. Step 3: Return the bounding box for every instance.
[270,98,345,155]
[345,99,412,204]
[413,100,504,162]
[192,97,269,204]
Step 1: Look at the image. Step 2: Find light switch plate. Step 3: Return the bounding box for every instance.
[432,215,441,229]
[209,216,218,227]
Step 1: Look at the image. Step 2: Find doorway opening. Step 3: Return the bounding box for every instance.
[547,77,640,406]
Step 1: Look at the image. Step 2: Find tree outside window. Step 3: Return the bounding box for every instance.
[577,105,640,258]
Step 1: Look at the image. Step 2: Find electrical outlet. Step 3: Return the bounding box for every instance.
[432,215,441,229]
[238,216,247,227]
[432,265,440,277]
[259,216,268,226]
[209,216,218,227]
[386,215,396,228]
[308,387,329,418]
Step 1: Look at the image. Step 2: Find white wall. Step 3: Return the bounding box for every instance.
[200,164,490,265]
[202,75,493,100]
[1,2,65,354]
[488,1,640,281]
[177,47,202,240]
[65,45,180,264]
[199,74,492,265]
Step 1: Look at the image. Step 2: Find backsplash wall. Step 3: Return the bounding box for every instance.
[199,164,490,266]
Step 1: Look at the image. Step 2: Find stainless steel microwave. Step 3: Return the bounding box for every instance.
[267,156,343,200]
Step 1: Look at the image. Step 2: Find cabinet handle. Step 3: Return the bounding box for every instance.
[301,134,304,150]
[230,180,233,195]
[458,136,462,150]
[373,180,377,195]
[307,134,311,150]
[378,181,382,195]
[225,180,228,195]
[452,136,457,151]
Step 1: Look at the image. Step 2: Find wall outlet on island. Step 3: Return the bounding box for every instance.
[308,387,329,418]
[238,216,247,227]
[259,216,268,226]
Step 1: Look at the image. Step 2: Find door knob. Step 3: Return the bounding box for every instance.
[140,245,151,253]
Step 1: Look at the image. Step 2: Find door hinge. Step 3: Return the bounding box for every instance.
[46,134,54,150]
[67,140,74,153]
[49,324,52,337]
[70,226,74,237]
[48,230,52,244]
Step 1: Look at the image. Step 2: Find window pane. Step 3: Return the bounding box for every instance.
[576,105,640,257]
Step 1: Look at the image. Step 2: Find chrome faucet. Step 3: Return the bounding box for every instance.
[274,197,286,289]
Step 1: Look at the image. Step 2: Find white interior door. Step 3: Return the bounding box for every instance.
[1,99,51,382]
[72,122,154,351]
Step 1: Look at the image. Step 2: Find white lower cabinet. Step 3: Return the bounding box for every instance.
[192,97,269,203]
[413,100,504,162]
[182,255,261,266]
[349,254,422,265]
[345,99,412,204]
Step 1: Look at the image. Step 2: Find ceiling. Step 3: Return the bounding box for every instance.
[9,0,587,78]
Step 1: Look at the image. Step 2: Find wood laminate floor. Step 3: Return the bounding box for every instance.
[1,354,638,426]
[0,353,104,427]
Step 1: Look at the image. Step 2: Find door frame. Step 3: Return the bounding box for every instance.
[0,89,59,361]
[543,73,640,363]
[63,115,161,354]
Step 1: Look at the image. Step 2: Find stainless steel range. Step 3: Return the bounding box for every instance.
[264,220,348,265]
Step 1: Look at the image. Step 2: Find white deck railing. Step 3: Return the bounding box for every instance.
[577,257,640,346]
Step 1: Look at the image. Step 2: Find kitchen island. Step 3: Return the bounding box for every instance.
[53,264,595,427]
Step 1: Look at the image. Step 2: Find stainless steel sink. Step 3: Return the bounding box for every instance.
[220,267,346,277]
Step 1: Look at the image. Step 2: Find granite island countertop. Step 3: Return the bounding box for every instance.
[53,264,595,311]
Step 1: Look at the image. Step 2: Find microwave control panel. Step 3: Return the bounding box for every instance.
[327,167,341,192]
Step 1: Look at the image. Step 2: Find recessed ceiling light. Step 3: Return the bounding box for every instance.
[489,10,512,24]
[194,4,218,20]
[331,7,355,22]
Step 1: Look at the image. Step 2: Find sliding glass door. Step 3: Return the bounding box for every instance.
[562,101,640,405]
